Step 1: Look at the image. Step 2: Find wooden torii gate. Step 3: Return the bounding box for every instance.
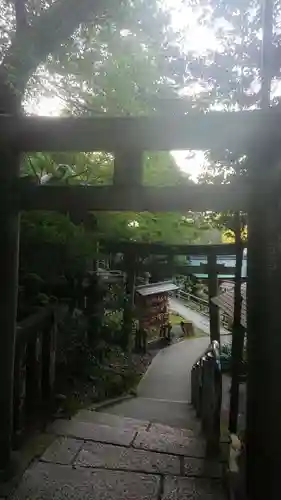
[1,3,281,493]
[102,240,243,345]
[1,109,281,500]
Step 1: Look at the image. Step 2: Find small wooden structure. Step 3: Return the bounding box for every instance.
[135,281,178,334]
[103,241,239,345]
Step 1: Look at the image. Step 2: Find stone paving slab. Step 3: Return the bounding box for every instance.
[148,423,197,438]
[75,441,180,475]
[104,397,199,430]
[40,437,83,465]
[74,410,149,432]
[134,429,206,458]
[183,457,223,479]
[49,419,136,447]
[10,462,160,500]
[163,475,226,499]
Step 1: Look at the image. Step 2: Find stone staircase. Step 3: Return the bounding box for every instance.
[10,406,227,499]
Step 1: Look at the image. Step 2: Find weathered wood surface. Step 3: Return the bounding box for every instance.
[246,1,281,497]
[122,252,136,351]
[12,307,59,450]
[191,342,221,456]
[246,137,281,498]
[247,170,281,500]
[118,262,235,276]
[0,110,278,152]
[0,147,20,468]
[19,183,248,213]
[229,213,244,434]
[102,241,243,256]
[113,150,143,186]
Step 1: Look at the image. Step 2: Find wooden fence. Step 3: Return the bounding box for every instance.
[177,290,230,330]
[191,341,222,456]
[13,305,65,447]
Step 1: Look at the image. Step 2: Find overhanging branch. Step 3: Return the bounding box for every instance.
[14,0,28,33]
[1,0,120,96]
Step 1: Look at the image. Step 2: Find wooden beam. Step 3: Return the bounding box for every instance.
[102,241,244,256]
[0,110,278,152]
[120,262,235,275]
[19,184,248,213]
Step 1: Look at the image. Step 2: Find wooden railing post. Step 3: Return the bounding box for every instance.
[191,342,221,456]
[26,331,43,415]
[13,341,27,447]
[42,309,57,407]
[207,252,220,343]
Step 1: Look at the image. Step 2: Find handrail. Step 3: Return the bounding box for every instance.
[191,340,222,456]
[177,290,230,330]
[13,305,66,447]
[179,290,208,304]
[193,340,220,366]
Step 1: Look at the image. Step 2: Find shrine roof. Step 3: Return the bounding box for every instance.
[135,281,179,297]
[212,282,247,328]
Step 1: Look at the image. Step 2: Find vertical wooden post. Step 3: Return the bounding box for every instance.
[0,147,20,469]
[13,341,27,446]
[246,159,281,500]
[229,212,244,433]
[246,2,281,499]
[123,250,136,351]
[207,252,220,343]
[93,240,99,273]
[42,309,57,405]
[113,149,143,186]
[26,331,43,414]
[113,149,143,351]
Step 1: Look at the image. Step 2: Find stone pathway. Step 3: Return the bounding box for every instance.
[104,337,210,429]
[11,411,225,500]
[169,297,230,337]
[10,339,227,499]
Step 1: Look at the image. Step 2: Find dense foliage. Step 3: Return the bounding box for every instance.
[3,0,273,408]
[9,0,221,278]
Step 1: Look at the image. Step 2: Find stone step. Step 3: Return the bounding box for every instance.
[73,409,149,432]
[148,422,197,438]
[13,412,225,499]
[40,437,222,479]
[133,426,206,458]
[11,462,226,500]
[74,410,197,438]
[48,419,137,447]
[101,396,200,431]
[49,416,206,459]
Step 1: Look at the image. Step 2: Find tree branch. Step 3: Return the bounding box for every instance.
[14,0,28,33]
[1,0,120,100]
